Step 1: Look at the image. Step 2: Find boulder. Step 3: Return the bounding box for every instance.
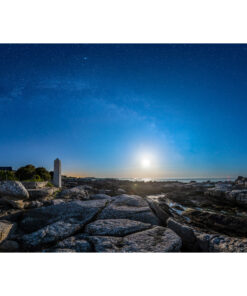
[226,190,247,205]
[87,226,182,252]
[22,181,48,189]
[0,197,27,209]
[20,199,108,233]
[21,219,84,250]
[209,235,247,252]
[28,187,59,200]
[5,199,26,209]
[121,226,182,252]
[146,198,170,225]
[90,194,114,201]
[98,189,110,194]
[79,185,93,191]
[167,218,197,251]
[205,187,230,199]
[53,236,92,252]
[0,220,15,244]
[85,219,152,237]
[0,240,20,252]
[50,199,65,205]
[25,200,44,209]
[59,186,89,200]
[0,181,29,200]
[113,194,148,207]
[194,231,247,252]
[193,231,213,252]
[98,194,161,225]
[86,236,122,252]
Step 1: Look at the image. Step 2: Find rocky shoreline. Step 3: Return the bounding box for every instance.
[0,177,247,252]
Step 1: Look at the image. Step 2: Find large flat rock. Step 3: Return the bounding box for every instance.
[20,199,108,233]
[53,236,92,252]
[112,194,149,207]
[85,219,152,237]
[98,194,161,225]
[87,226,182,252]
[121,227,182,252]
[59,186,89,200]
[28,187,59,200]
[21,219,83,250]
[89,194,115,201]
[87,236,122,252]
[22,181,48,190]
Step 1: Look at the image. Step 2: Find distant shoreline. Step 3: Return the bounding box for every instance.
[63,176,236,183]
[117,177,236,183]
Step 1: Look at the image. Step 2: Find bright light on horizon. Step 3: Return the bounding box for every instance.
[138,149,157,171]
[141,157,151,168]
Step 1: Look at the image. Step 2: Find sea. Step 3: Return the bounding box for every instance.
[117,177,236,183]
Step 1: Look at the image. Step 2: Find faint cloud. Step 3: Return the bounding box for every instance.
[0,77,153,126]
[91,97,147,122]
[0,84,25,102]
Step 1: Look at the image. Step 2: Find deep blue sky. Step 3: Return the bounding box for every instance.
[1,44,247,178]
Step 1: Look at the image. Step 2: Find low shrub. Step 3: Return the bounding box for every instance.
[32,175,42,181]
[35,167,51,181]
[15,165,52,181]
[0,170,17,181]
[16,165,36,181]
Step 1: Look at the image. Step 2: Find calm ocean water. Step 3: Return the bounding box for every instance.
[117,177,235,183]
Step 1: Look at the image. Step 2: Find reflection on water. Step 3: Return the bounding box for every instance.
[147,194,189,217]
[119,177,235,183]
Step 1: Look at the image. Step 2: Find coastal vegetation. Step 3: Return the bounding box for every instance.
[0,165,51,182]
[0,170,16,181]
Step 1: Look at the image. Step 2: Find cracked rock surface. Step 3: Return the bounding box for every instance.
[168,217,247,252]
[0,188,182,252]
[85,219,152,236]
[3,178,247,252]
[20,199,108,233]
[98,194,161,225]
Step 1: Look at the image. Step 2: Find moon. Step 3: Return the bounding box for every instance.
[141,158,151,168]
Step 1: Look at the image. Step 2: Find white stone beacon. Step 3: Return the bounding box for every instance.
[53,158,62,188]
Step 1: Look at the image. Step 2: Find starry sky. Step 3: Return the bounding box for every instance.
[0,44,247,178]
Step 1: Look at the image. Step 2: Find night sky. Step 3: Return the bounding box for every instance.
[1,44,247,178]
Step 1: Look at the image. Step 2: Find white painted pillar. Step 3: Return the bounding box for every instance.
[53,158,62,188]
